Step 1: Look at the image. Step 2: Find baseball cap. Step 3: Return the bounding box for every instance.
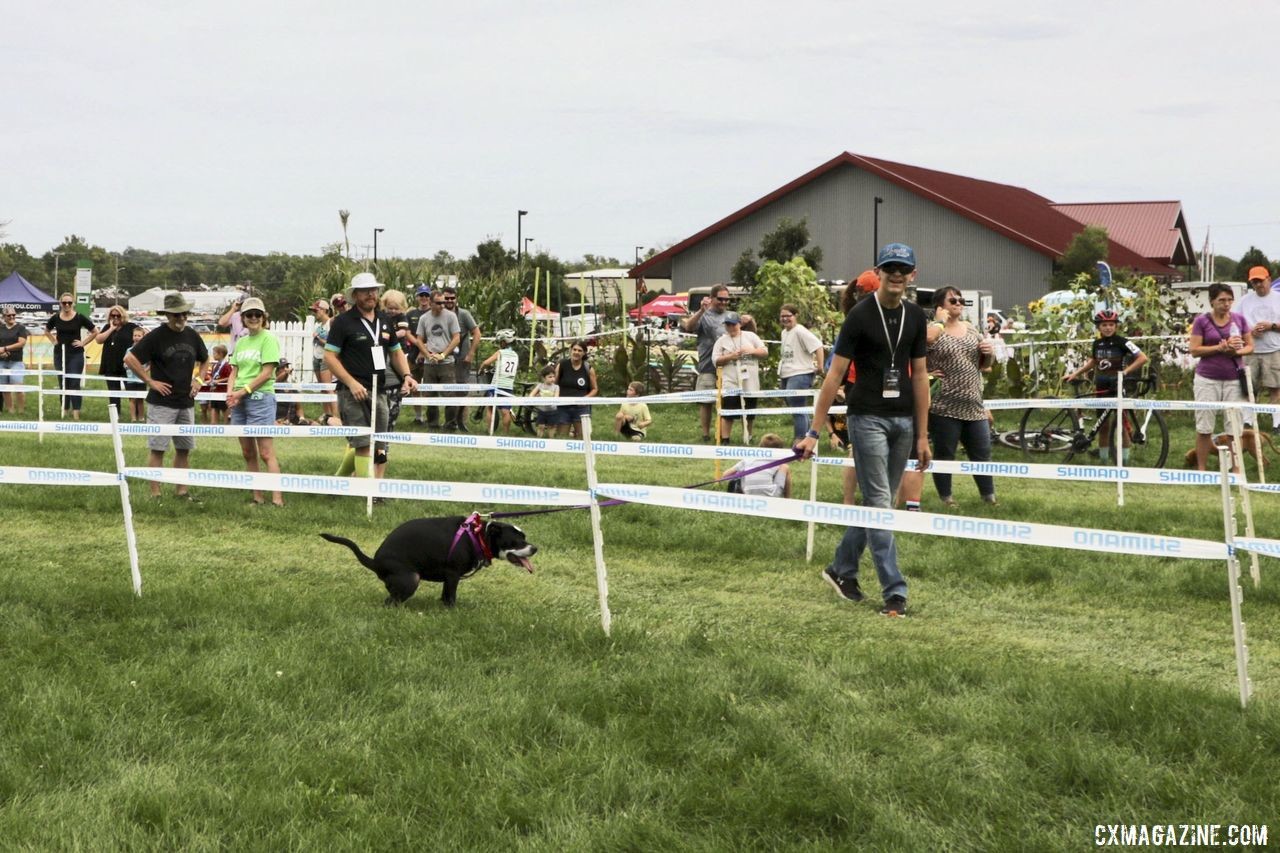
[723,311,741,325]
[855,269,881,293]
[415,284,432,296]
[310,299,330,312]
[1247,266,1271,282]
[350,272,382,290]
[240,297,266,314]
[875,243,917,269]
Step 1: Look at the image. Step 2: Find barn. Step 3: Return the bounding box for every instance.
[630,152,1190,309]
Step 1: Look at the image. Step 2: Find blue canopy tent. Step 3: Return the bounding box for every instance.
[0,272,57,312]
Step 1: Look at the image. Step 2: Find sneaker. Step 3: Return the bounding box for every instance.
[822,567,864,602]
[879,595,907,617]
[982,494,999,506]
[453,422,469,433]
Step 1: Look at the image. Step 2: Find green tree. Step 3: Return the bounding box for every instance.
[730,216,823,286]
[468,239,516,279]
[758,216,822,271]
[1053,226,1109,289]
[742,256,840,349]
[730,248,758,288]
[1236,246,1271,279]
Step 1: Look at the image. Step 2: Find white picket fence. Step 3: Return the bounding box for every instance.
[271,318,319,381]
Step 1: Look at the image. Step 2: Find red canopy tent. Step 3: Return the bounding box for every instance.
[518,296,559,319]
[628,292,689,318]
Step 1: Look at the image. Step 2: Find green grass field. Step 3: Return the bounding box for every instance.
[1,393,1278,850]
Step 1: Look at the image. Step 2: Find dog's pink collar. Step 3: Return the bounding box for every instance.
[448,513,493,566]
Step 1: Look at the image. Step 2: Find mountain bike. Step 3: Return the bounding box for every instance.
[1018,376,1169,467]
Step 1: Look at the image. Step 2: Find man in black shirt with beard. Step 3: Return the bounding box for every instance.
[124,292,209,499]
[797,243,931,617]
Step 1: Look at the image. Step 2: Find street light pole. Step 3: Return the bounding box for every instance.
[114,254,126,306]
[873,196,884,261]
[373,228,384,263]
[51,250,65,296]
[524,237,534,258]
[516,210,528,265]
[635,246,644,267]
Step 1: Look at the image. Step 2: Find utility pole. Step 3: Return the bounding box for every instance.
[51,250,65,295]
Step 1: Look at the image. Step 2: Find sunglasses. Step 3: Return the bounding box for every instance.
[167,312,190,318]
[243,311,265,319]
[946,298,964,305]
[715,297,730,302]
[60,301,74,306]
[880,263,914,275]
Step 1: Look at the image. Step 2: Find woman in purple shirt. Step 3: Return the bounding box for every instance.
[1189,283,1254,470]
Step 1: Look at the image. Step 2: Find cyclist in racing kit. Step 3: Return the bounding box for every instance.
[1063,309,1149,463]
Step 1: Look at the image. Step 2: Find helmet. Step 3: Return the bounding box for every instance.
[495,328,516,345]
[1093,309,1119,325]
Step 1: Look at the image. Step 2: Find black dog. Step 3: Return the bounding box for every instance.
[320,515,536,606]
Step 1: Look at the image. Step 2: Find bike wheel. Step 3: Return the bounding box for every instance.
[1019,404,1077,459]
[1117,408,1168,468]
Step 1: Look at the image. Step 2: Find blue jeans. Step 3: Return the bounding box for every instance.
[829,413,912,601]
[928,413,995,499]
[780,372,815,439]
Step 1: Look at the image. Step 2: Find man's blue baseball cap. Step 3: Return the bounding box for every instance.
[875,243,917,269]
[414,284,432,296]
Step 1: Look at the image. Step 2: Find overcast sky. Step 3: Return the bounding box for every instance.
[5,1,1277,265]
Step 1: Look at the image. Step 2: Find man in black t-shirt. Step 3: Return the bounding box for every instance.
[324,272,419,482]
[123,292,209,499]
[798,243,931,617]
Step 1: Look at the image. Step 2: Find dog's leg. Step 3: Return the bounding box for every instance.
[441,574,460,607]
[382,565,421,605]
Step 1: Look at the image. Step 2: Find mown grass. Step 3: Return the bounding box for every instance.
[1,396,1278,851]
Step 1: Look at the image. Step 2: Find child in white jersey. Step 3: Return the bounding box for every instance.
[479,329,521,433]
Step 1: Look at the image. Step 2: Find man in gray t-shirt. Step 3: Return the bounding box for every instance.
[681,283,730,441]
[442,287,482,430]
[415,294,462,429]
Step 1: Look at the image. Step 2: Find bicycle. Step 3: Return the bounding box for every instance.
[1018,375,1169,467]
[469,370,538,435]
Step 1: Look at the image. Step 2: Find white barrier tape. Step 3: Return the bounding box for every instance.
[812,455,1245,487]
[36,388,337,403]
[0,465,120,487]
[0,420,370,438]
[375,431,800,461]
[723,388,819,399]
[412,383,497,392]
[1245,483,1280,494]
[1001,333,1187,351]
[275,382,338,391]
[595,483,1227,561]
[400,391,717,407]
[719,405,847,417]
[985,397,1280,415]
[122,467,591,506]
[0,368,56,376]
[1234,537,1280,559]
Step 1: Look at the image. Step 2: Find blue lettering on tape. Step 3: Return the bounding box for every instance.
[496,437,548,450]
[308,426,361,437]
[244,426,290,437]
[189,471,254,486]
[378,481,453,498]
[1158,470,1219,484]
[54,423,101,433]
[715,447,778,459]
[119,424,161,434]
[639,444,693,456]
[597,486,650,501]
[179,425,226,435]
[959,462,1029,475]
[27,469,92,484]
[429,434,478,447]
[1057,466,1130,481]
[1070,530,1183,555]
[802,503,895,526]
[931,516,1032,540]
[681,492,769,512]
[481,485,562,502]
[281,475,351,493]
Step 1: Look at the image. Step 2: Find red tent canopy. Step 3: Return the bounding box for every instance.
[628,292,689,318]
[519,296,559,318]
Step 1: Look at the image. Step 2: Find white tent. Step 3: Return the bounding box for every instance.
[127,287,243,313]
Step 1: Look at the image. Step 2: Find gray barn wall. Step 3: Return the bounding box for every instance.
[670,165,1055,309]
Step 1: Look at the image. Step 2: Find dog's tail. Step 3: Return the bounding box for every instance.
[319,533,379,574]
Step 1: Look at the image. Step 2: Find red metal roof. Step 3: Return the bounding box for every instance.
[1049,202,1194,266]
[631,152,1174,279]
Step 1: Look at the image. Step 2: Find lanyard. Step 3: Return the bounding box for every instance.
[359,314,381,346]
[874,298,905,362]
